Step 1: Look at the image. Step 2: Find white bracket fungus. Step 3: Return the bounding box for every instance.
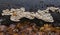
[2,7,59,22]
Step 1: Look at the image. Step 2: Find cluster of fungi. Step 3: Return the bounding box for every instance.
[0,7,59,35]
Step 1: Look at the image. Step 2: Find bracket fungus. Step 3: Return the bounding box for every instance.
[2,7,60,22]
